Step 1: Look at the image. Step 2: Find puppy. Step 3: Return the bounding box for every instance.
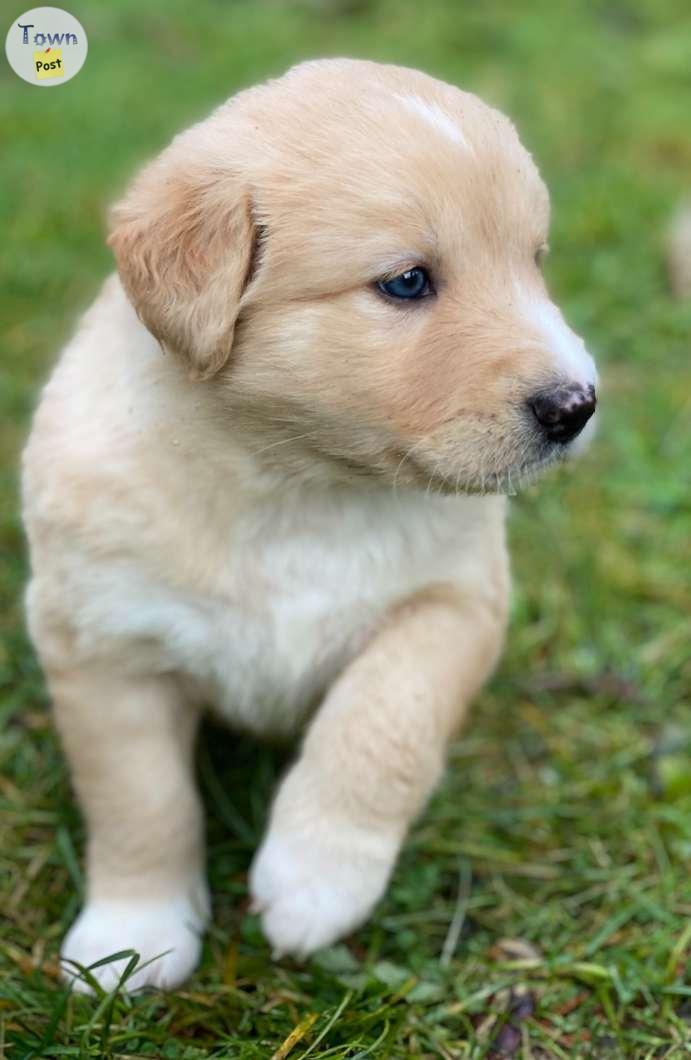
[22,59,597,992]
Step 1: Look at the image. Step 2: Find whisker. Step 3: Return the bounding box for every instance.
[392,437,426,499]
[250,429,322,459]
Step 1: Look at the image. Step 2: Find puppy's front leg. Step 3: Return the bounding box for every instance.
[47,665,208,992]
[251,584,506,958]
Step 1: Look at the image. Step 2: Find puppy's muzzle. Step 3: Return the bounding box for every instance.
[529,384,597,445]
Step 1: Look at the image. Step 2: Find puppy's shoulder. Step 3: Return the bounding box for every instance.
[22,276,186,544]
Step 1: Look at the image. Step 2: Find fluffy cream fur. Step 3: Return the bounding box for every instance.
[22,59,597,992]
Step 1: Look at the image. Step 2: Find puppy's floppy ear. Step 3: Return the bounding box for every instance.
[108,154,255,380]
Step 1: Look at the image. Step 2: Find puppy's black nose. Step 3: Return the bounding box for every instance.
[529,384,596,444]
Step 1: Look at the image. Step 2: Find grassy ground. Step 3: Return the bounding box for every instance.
[2,0,691,1056]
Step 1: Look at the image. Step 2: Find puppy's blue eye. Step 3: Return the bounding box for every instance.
[377,267,432,301]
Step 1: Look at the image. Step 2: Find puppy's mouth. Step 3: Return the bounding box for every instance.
[393,394,597,497]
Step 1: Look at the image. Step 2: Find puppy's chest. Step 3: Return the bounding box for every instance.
[181,493,484,735]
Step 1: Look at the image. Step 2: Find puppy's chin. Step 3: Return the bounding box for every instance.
[393,448,556,498]
[461,449,564,497]
[394,429,564,497]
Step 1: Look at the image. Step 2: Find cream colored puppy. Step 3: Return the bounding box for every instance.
[22,59,597,992]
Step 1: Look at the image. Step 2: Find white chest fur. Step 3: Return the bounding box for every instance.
[53,484,505,738]
[187,488,505,735]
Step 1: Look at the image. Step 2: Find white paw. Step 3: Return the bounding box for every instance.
[61,891,208,994]
[250,819,399,959]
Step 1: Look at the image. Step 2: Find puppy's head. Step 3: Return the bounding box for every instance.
[109,59,597,492]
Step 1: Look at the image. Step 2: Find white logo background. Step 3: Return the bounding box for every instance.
[5,6,87,86]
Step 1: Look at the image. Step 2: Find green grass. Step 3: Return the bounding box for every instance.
[2,0,691,1055]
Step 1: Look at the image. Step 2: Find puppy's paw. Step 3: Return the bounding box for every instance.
[250,818,399,958]
[61,891,208,993]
